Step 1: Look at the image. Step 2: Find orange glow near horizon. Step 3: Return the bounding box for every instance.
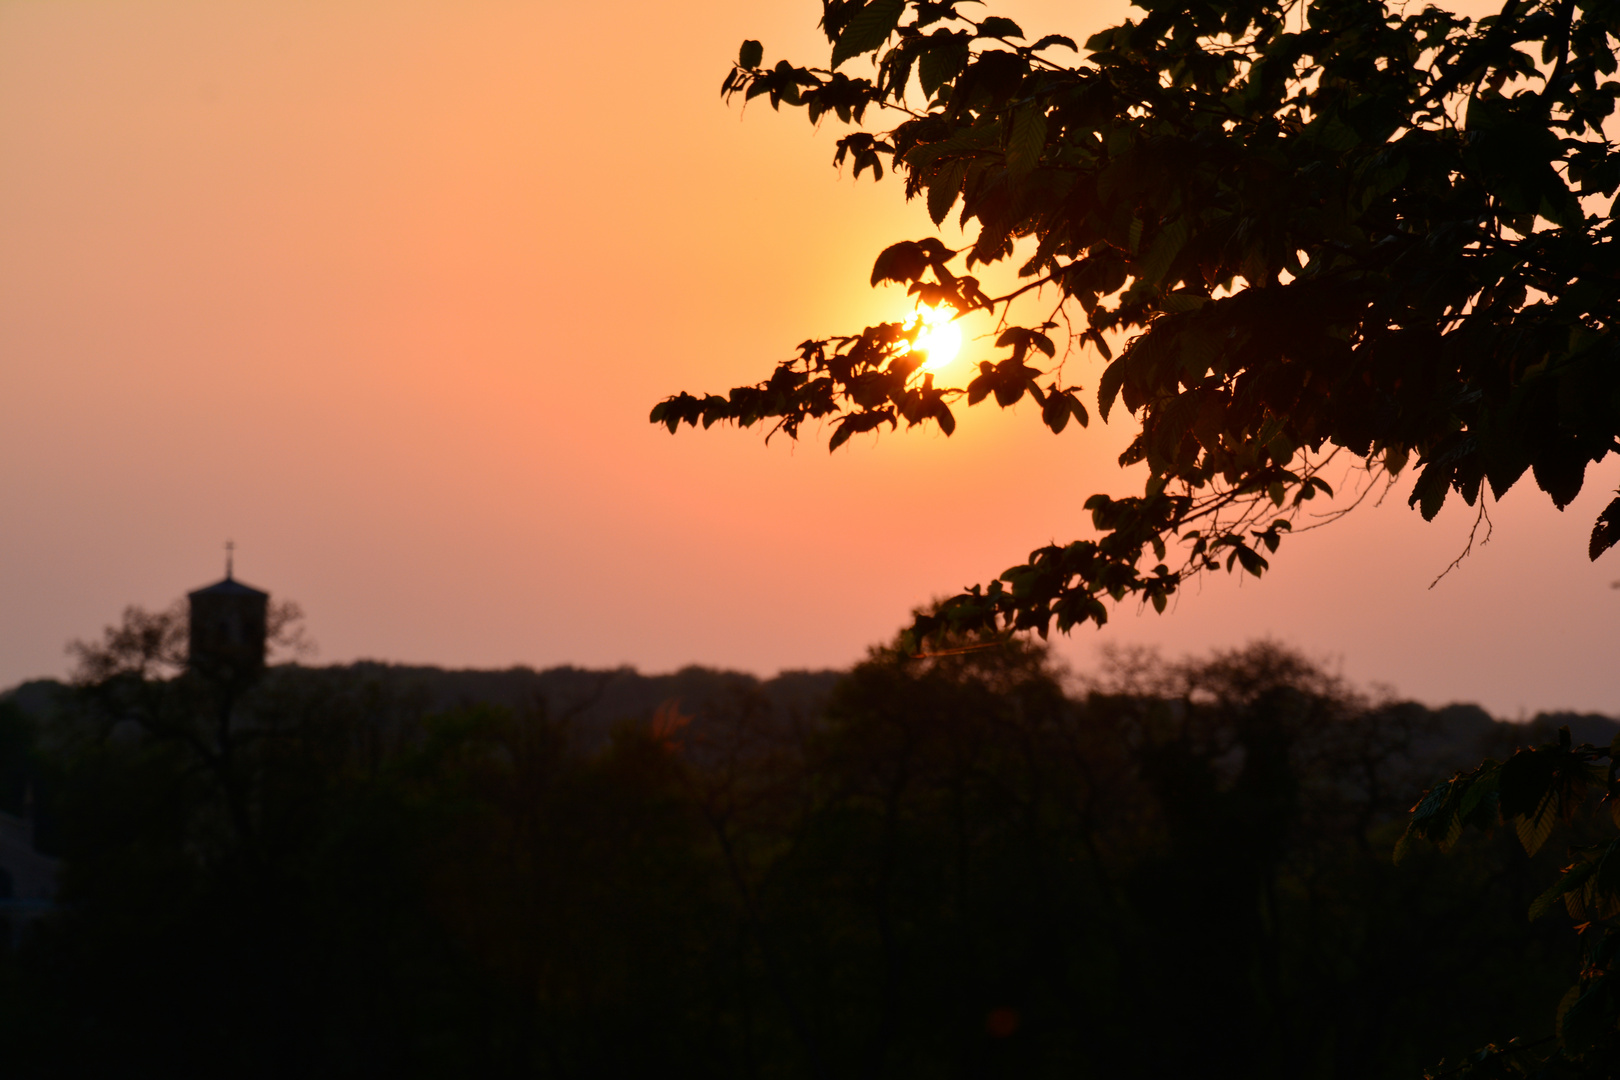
[901,303,964,373]
[0,0,1614,719]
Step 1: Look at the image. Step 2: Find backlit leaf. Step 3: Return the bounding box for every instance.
[1515,790,1558,857]
[1097,358,1127,423]
[1006,106,1047,176]
[928,159,968,225]
[831,0,904,68]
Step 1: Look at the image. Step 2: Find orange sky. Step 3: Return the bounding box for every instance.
[1,0,1615,716]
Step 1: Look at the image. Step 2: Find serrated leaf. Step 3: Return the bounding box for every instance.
[871,241,928,286]
[928,158,968,225]
[1157,290,1208,314]
[1516,790,1558,856]
[1410,462,1450,521]
[1006,106,1048,176]
[1590,495,1620,560]
[1134,219,1188,287]
[918,34,969,98]
[1533,442,1587,509]
[1098,357,1127,422]
[1530,859,1598,920]
[831,0,904,68]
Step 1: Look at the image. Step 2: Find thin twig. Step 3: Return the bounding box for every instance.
[1430,496,1494,588]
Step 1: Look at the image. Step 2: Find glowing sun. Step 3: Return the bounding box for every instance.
[901,304,962,371]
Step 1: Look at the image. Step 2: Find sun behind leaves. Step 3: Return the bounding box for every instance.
[654,0,1620,653]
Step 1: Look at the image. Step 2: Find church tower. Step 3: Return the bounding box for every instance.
[187,542,269,684]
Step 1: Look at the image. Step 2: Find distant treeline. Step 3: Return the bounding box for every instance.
[0,642,1609,1079]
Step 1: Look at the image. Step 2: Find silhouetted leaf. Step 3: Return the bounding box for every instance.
[1533,442,1588,510]
[871,241,929,286]
[928,159,968,224]
[1029,33,1076,52]
[977,16,1023,39]
[1590,494,1620,560]
[1006,105,1047,176]
[1097,358,1127,423]
[1410,463,1451,521]
[831,0,904,68]
[1042,390,1069,432]
[917,31,970,98]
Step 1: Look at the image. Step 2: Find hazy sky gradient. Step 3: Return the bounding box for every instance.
[2,0,1614,716]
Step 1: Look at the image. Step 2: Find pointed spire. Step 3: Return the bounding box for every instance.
[225,539,235,580]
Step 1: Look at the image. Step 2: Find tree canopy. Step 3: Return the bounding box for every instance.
[652,0,1620,648]
[2,629,1586,1078]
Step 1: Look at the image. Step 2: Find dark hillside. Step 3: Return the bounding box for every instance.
[0,649,1612,1080]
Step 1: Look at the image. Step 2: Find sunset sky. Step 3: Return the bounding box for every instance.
[1,0,1614,717]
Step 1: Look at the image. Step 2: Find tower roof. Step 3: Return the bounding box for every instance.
[189,540,268,600]
[188,576,268,601]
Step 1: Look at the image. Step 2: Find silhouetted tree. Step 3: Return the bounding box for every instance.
[654,0,1620,647]
[1,624,1592,1079]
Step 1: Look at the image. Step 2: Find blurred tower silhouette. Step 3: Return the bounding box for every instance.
[187,541,269,685]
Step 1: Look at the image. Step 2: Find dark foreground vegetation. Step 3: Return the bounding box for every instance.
[0,640,1609,1079]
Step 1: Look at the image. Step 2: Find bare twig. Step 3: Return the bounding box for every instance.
[1430,496,1494,588]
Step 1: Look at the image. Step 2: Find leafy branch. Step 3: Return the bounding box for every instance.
[1403,728,1620,1076]
[661,0,1620,650]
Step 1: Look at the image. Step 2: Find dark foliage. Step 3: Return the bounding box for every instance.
[1400,715,1620,1078]
[0,633,1600,1079]
[655,0,1620,648]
